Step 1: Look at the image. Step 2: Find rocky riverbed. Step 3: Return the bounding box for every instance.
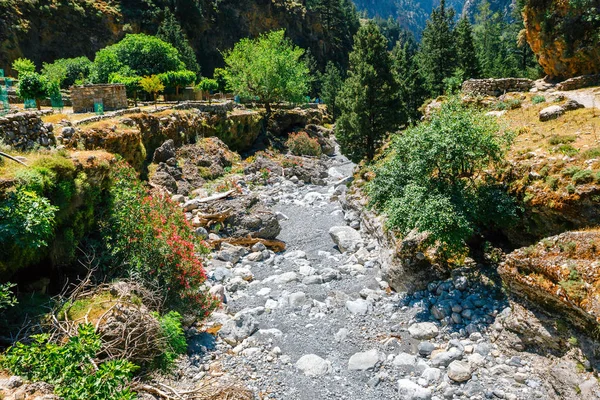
[152,146,600,400]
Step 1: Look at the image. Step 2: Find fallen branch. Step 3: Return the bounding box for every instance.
[209,237,286,253]
[196,189,235,203]
[0,152,28,166]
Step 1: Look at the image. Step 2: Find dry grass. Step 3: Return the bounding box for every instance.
[42,113,69,124]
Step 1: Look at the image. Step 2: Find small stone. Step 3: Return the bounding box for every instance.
[447,360,472,382]
[345,299,371,315]
[393,352,417,374]
[418,341,436,357]
[7,375,23,389]
[303,275,324,285]
[329,226,362,253]
[289,292,307,307]
[421,368,442,386]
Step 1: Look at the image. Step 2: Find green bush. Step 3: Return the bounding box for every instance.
[100,163,218,317]
[494,99,522,110]
[572,169,594,184]
[0,324,137,400]
[286,132,322,157]
[12,57,36,77]
[159,70,196,94]
[0,282,17,311]
[42,57,93,88]
[583,147,600,159]
[368,98,516,256]
[548,135,577,145]
[532,95,546,104]
[153,311,187,369]
[562,166,582,177]
[17,72,48,109]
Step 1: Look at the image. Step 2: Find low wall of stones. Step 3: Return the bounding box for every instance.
[71,84,127,113]
[462,78,534,97]
[556,74,600,91]
[0,111,56,150]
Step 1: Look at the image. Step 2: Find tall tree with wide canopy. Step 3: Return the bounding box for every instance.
[223,30,310,115]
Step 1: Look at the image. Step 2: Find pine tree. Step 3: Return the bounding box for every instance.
[391,40,427,123]
[454,17,481,80]
[336,22,400,162]
[320,62,343,120]
[416,0,457,96]
[157,9,200,76]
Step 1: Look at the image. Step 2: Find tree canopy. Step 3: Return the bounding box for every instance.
[223,30,310,114]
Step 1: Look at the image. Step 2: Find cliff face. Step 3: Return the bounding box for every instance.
[523,0,600,79]
[0,0,354,76]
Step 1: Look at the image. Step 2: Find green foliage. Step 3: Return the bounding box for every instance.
[159,70,196,93]
[157,9,200,75]
[12,57,36,77]
[197,78,219,93]
[583,147,600,159]
[93,34,184,83]
[548,135,577,145]
[42,57,93,88]
[416,0,456,96]
[0,189,57,254]
[109,72,142,100]
[17,72,48,108]
[572,169,594,184]
[213,68,230,93]
[494,99,522,110]
[153,311,187,368]
[0,282,17,311]
[319,62,343,119]
[368,98,516,256]
[0,324,137,400]
[391,39,427,123]
[100,163,218,317]
[454,17,481,80]
[532,95,546,104]
[286,132,322,157]
[336,22,400,162]
[140,75,164,105]
[223,30,310,113]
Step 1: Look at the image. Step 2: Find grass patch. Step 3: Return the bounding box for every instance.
[58,292,117,322]
[532,95,546,104]
[572,169,594,184]
[555,144,579,156]
[583,147,600,159]
[559,268,587,303]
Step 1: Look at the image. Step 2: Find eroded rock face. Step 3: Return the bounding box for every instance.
[524,1,600,79]
[499,230,600,334]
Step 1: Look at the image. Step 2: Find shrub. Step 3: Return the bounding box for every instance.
[17,72,48,109]
[583,147,600,159]
[0,282,17,311]
[572,169,594,184]
[368,98,516,256]
[548,135,577,145]
[286,132,322,157]
[562,166,582,177]
[566,183,576,194]
[42,57,93,88]
[556,144,579,156]
[153,311,187,369]
[545,175,559,190]
[494,99,521,110]
[0,324,137,400]
[101,163,218,317]
[532,95,546,104]
[140,75,164,106]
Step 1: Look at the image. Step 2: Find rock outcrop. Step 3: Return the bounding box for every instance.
[499,230,600,334]
[523,1,600,79]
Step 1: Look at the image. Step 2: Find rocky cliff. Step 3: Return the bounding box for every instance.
[0,0,356,75]
[523,0,600,79]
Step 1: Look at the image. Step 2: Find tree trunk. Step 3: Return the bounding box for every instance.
[154,93,157,109]
[265,102,271,117]
[35,98,41,110]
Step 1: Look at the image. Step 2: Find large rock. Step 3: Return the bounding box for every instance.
[296,354,331,377]
[539,105,565,122]
[345,299,371,315]
[329,226,362,253]
[408,322,439,340]
[499,230,600,335]
[397,379,432,400]
[219,312,259,345]
[348,349,383,371]
[153,139,176,163]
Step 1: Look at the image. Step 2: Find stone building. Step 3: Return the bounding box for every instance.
[70,84,127,113]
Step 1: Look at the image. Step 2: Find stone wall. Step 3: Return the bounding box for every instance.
[71,84,127,113]
[556,74,600,91]
[462,78,534,97]
[0,111,56,150]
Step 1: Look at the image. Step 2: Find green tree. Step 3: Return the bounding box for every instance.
[454,17,481,81]
[17,72,48,110]
[416,0,457,96]
[93,34,184,83]
[140,75,165,109]
[320,62,343,120]
[42,57,93,89]
[213,68,229,93]
[12,58,35,77]
[159,69,196,96]
[223,30,310,115]
[368,99,516,256]
[391,40,427,123]
[157,9,200,76]
[197,78,219,104]
[336,22,400,162]
[109,72,142,106]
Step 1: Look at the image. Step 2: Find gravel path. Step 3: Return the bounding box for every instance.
[167,147,600,400]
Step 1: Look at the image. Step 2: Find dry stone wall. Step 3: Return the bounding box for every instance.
[71,84,127,113]
[556,74,600,91]
[462,78,534,96]
[0,111,56,150]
